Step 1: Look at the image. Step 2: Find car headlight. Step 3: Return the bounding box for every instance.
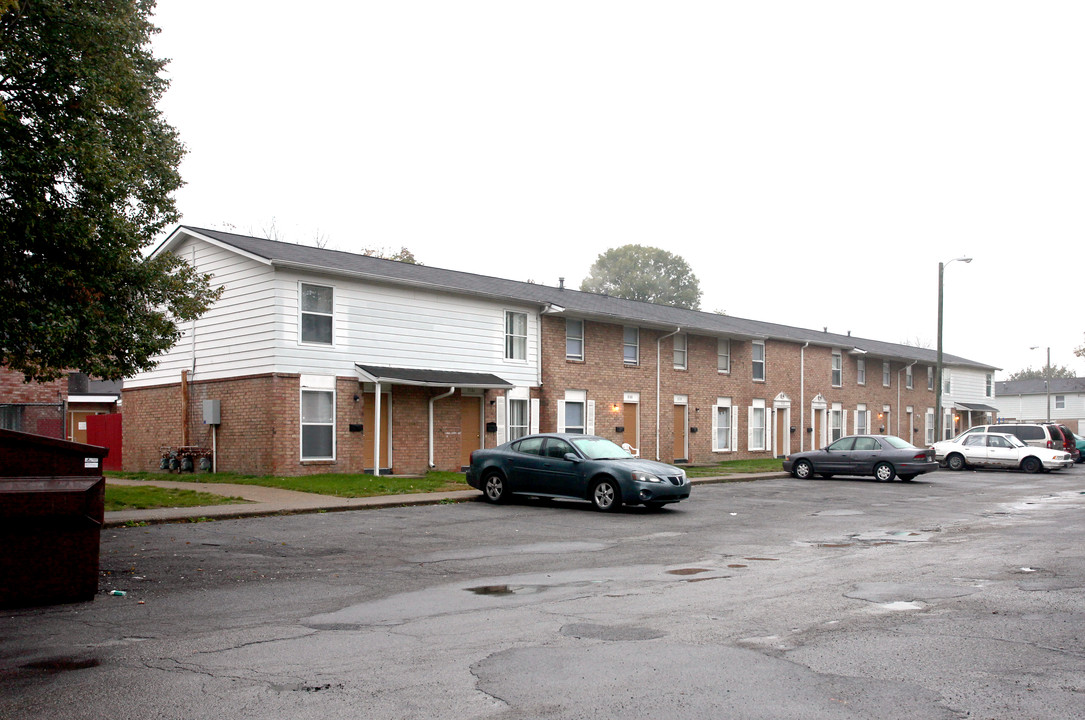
[632,471,665,483]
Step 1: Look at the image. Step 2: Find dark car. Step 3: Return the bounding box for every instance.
[1052,424,1080,463]
[783,434,938,482]
[466,433,690,511]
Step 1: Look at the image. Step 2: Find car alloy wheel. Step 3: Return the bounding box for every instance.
[591,479,622,512]
[874,462,896,482]
[483,472,507,503]
[793,460,813,479]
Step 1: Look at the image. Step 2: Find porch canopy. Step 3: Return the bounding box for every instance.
[355,364,513,389]
[955,401,999,413]
[355,364,514,472]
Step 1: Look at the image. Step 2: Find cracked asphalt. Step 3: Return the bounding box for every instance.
[2,466,1084,719]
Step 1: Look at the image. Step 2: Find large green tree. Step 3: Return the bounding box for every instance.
[580,244,702,310]
[0,0,219,382]
[1007,364,1077,381]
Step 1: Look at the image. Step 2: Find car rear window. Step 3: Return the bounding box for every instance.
[883,436,914,449]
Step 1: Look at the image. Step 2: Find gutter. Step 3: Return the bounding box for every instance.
[428,387,457,468]
[656,328,681,461]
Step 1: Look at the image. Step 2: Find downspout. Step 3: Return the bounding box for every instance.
[428,387,456,468]
[373,382,382,475]
[898,361,917,441]
[656,327,681,461]
[799,342,809,452]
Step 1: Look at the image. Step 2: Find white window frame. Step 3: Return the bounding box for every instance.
[748,400,766,451]
[673,333,687,370]
[505,311,528,361]
[855,404,869,435]
[830,402,844,442]
[717,338,730,374]
[906,365,913,389]
[832,351,842,387]
[711,397,736,452]
[985,373,993,398]
[299,282,334,346]
[882,361,891,388]
[1056,395,1065,409]
[565,318,584,361]
[300,375,336,461]
[925,408,935,445]
[752,341,765,382]
[556,390,594,435]
[857,357,866,386]
[624,326,639,365]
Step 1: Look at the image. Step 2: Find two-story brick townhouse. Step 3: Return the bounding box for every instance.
[122,227,998,476]
[1,367,121,442]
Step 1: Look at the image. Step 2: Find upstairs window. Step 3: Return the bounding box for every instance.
[624,327,639,365]
[752,341,765,381]
[565,319,583,360]
[927,366,934,391]
[857,357,866,386]
[717,338,730,373]
[1056,395,1065,409]
[505,311,527,360]
[832,351,842,387]
[673,334,687,370]
[300,283,334,344]
[883,361,891,387]
[985,373,993,397]
[905,365,913,389]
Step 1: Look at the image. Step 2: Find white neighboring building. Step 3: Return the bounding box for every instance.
[995,378,1085,433]
[940,365,1000,441]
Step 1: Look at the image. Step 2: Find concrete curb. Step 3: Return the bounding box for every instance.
[103,472,790,527]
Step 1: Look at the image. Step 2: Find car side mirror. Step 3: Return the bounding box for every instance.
[563,452,580,463]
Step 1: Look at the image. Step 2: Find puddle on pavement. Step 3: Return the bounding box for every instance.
[467,584,516,596]
[666,568,712,576]
[21,657,100,673]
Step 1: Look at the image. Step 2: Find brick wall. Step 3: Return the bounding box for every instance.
[537,317,941,463]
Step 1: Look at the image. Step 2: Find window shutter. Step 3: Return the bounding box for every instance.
[711,405,719,451]
[529,398,540,434]
[495,397,506,445]
[556,400,566,433]
[747,406,756,450]
[853,410,859,433]
[586,400,596,434]
[731,414,739,453]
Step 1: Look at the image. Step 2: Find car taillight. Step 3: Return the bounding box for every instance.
[913,452,928,460]
[1046,440,1053,448]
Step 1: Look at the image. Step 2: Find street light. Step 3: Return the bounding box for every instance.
[935,256,972,441]
[1029,345,1051,422]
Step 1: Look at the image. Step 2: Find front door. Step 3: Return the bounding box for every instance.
[774,408,788,457]
[460,396,481,468]
[812,408,824,451]
[69,411,94,444]
[673,405,687,461]
[363,392,391,472]
[622,403,639,454]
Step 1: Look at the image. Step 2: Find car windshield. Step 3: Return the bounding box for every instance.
[882,436,915,449]
[570,436,633,459]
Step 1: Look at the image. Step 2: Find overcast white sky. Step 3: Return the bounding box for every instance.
[150,1,1085,378]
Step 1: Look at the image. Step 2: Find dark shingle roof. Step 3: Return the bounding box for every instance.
[176,226,995,370]
[995,378,1085,395]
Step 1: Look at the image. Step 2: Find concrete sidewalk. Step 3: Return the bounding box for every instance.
[103,473,787,527]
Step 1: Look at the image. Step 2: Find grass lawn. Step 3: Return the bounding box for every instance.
[683,457,784,478]
[105,485,249,511]
[106,471,470,498]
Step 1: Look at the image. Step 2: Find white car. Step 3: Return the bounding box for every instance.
[933,432,1073,473]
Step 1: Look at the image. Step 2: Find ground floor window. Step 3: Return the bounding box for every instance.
[855,405,869,435]
[748,403,766,451]
[830,404,843,442]
[925,409,935,445]
[301,383,335,460]
[558,390,592,434]
[713,401,732,451]
[508,398,529,440]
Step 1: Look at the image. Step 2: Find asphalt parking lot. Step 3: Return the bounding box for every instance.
[3,465,1084,719]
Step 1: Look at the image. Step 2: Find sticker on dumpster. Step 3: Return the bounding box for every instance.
[85,458,100,468]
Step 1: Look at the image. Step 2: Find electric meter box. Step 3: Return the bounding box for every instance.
[202,399,221,425]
